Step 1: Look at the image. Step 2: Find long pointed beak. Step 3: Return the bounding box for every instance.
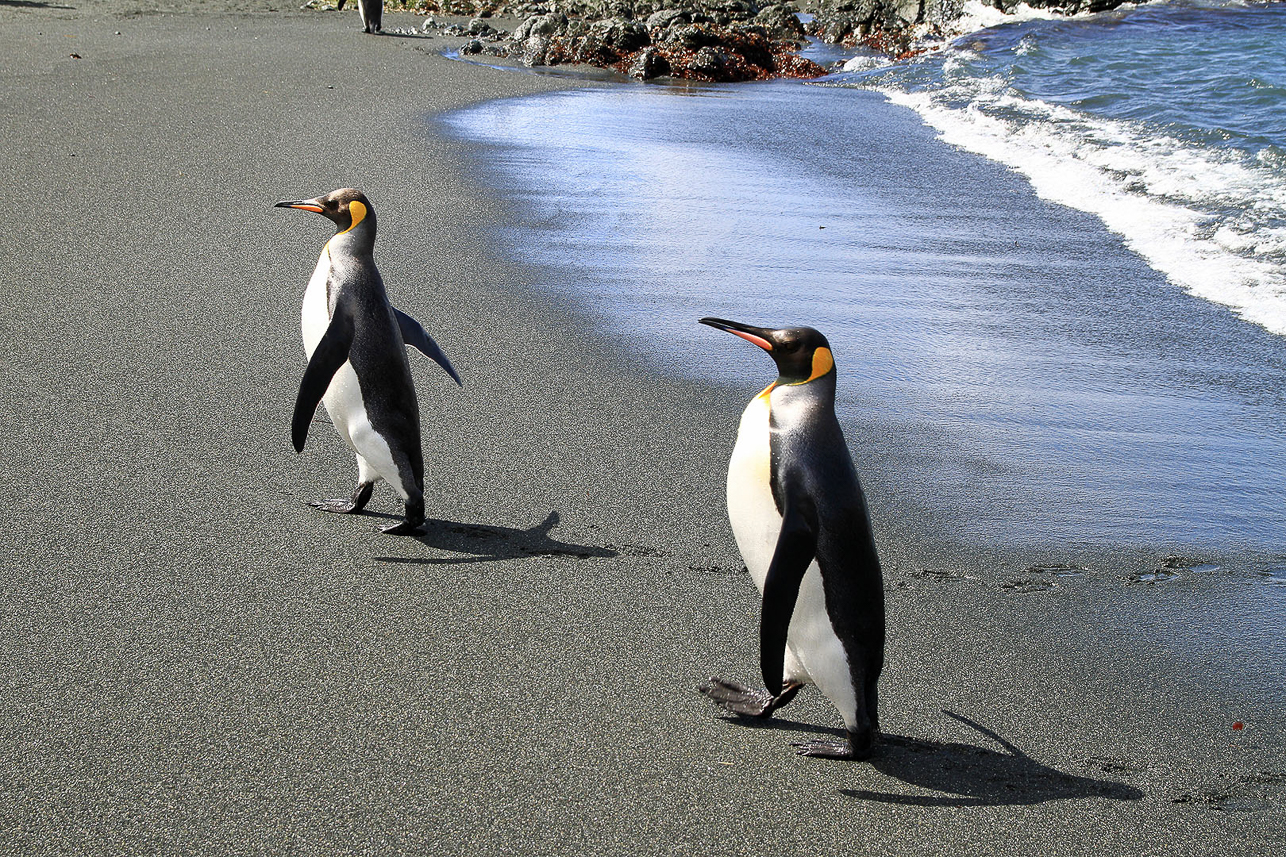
[699,317,775,352]
[274,199,325,213]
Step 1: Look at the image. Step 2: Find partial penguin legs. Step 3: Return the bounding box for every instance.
[791,681,880,760]
[308,480,374,514]
[698,677,804,718]
[380,493,424,536]
[791,724,877,760]
[306,482,422,536]
[700,676,880,761]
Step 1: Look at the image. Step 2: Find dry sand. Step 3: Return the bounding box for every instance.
[1,2,1283,854]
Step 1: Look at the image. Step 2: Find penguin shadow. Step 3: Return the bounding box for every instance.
[843,711,1145,807]
[2,0,74,7]
[374,510,618,565]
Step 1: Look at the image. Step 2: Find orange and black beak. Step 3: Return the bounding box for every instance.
[699,317,775,352]
[274,198,325,214]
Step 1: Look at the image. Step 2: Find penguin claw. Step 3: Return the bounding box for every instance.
[791,739,857,760]
[379,520,424,536]
[309,498,361,514]
[697,677,776,718]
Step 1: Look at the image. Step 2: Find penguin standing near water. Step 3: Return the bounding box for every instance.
[336,0,382,34]
[275,188,461,535]
[697,317,885,760]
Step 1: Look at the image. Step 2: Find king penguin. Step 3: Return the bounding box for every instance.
[275,188,461,535]
[697,317,885,760]
[336,0,382,34]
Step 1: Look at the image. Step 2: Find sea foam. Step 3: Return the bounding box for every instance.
[847,7,1286,337]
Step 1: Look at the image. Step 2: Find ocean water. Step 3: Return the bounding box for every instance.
[854,0,1286,336]
[439,1,1286,570]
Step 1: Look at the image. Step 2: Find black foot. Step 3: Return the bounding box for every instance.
[698,677,803,718]
[379,519,424,536]
[792,739,856,759]
[792,726,876,761]
[308,481,373,515]
[378,495,425,536]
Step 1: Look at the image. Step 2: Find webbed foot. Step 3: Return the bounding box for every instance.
[792,739,855,759]
[379,495,424,536]
[698,677,803,718]
[379,519,424,536]
[792,726,875,761]
[308,481,373,515]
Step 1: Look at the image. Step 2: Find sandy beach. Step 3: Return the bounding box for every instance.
[1,1,1283,853]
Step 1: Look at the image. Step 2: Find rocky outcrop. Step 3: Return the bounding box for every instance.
[802,0,1129,56]
[418,0,1132,80]
[460,2,827,81]
[803,0,959,56]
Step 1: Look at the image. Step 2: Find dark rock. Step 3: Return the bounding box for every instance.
[753,4,806,42]
[802,0,1131,55]
[671,23,724,49]
[645,8,689,31]
[513,11,568,41]
[461,38,485,53]
[521,33,550,65]
[589,16,650,53]
[441,0,1137,79]
[467,17,500,37]
[627,45,672,79]
[689,45,727,74]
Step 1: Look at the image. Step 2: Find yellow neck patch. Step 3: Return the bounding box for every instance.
[339,199,367,236]
[797,347,834,384]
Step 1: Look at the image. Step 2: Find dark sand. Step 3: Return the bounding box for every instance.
[1,2,1283,854]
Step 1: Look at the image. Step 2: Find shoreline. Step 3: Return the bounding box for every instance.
[434,77,1286,713]
[2,2,1283,853]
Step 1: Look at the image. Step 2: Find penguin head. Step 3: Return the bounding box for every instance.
[699,317,836,386]
[274,188,375,236]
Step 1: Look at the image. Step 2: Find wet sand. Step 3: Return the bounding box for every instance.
[1,2,1282,854]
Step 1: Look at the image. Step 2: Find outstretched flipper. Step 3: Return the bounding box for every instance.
[699,677,804,718]
[309,481,374,515]
[394,307,462,386]
[760,504,819,696]
[293,308,355,452]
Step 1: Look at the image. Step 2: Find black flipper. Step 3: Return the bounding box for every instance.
[760,505,818,696]
[394,306,462,386]
[292,308,355,453]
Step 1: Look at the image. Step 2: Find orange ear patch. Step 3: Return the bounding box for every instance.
[805,347,834,383]
[338,199,367,235]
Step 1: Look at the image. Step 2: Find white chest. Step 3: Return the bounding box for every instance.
[301,244,334,357]
[726,388,781,593]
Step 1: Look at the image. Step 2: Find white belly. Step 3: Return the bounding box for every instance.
[726,387,858,727]
[727,389,781,589]
[299,246,403,495]
[301,246,333,356]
